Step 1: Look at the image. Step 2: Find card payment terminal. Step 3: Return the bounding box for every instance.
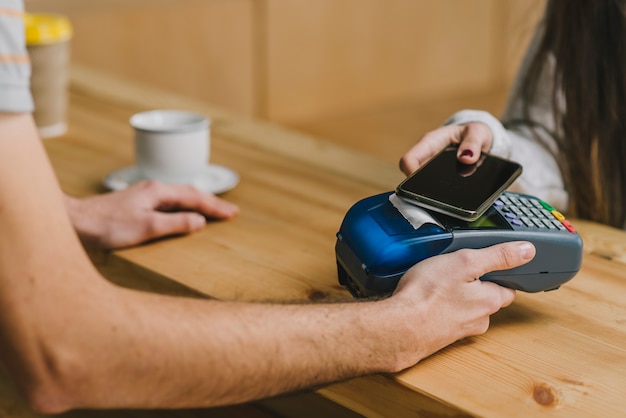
[335,191,583,298]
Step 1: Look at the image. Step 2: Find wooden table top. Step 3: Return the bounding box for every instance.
[38,65,626,418]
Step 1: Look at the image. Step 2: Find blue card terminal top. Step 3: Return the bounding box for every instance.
[335,191,583,298]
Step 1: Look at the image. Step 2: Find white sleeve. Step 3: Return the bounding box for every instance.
[444,109,512,158]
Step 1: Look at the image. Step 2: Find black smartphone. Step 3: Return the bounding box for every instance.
[396,146,522,221]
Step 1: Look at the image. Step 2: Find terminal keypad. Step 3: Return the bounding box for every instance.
[494,192,576,233]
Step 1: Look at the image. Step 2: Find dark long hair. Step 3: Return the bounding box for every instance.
[517,0,626,228]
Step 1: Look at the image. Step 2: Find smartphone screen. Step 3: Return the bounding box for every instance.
[396,147,522,220]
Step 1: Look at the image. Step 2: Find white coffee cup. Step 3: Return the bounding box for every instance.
[130,110,210,183]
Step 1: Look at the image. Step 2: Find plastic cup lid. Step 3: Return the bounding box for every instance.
[24,13,73,45]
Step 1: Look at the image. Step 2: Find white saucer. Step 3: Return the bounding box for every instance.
[103,164,239,195]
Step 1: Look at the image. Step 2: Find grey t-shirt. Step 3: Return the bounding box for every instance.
[0,0,34,112]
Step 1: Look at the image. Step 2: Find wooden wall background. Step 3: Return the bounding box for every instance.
[25,0,545,162]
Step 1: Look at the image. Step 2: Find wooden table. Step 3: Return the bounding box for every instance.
[13,66,626,417]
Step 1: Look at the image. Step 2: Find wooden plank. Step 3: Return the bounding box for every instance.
[319,375,470,417]
[292,85,510,164]
[264,0,497,125]
[39,65,626,418]
[26,0,257,117]
[67,64,405,192]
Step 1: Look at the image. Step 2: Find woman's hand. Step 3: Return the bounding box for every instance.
[399,122,493,175]
[65,180,239,250]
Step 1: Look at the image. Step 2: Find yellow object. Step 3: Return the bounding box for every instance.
[551,210,566,221]
[24,13,73,45]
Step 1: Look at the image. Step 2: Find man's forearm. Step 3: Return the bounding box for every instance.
[8,267,411,412]
[0,114,402,412]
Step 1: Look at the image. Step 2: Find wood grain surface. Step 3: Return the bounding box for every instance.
[22,65,626,417]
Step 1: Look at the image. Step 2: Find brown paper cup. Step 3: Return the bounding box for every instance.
[25,13,73,138]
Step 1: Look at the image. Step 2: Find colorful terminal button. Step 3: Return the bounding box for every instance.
[539,199,576,233]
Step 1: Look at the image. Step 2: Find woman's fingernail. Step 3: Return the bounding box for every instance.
[460,149,474,158]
